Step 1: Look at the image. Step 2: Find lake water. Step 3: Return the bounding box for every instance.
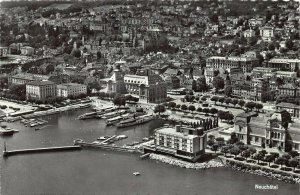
[1,109,299,195]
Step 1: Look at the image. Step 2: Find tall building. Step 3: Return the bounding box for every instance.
[107,66,126,94]
[107,67,167,103]
[124,74,167,103]
[145,125,207,162]
[206,56,258,73]
[26,81,56,101]
[57,83,87,98]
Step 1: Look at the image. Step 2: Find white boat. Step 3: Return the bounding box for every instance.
[115,135,128,140]
[116,115,154,128]
[133,172,140,176]
[97,136,110,140]
[105,114,131,125]
[102,110,126,119]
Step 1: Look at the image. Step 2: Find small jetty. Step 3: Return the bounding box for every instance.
[3,145,81,157]
[140,153,150,159]
[20,118,48,128]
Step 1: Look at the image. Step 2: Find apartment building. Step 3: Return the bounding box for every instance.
[57,83,87,98]
[206,56,258,73]
[26,80,56,101]
[145,125,207,162]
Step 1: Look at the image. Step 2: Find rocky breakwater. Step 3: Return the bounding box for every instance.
[149,153,223,170]
[225,161,300,184]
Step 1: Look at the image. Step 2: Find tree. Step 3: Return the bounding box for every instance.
[113,94,126,107]
[197,107,202,113]
[245,102,256,111]
[8,84,26,101]
[230,147,240,157]
[231,98,239,107]
[221,146,230,157]
[154,104,166,116]
[241,150,251,160]
[255,103,263,112]
[207,139,215,147]
[238,100,245,108]
[212,144,218,153]
[215,137,225,147]
[192,80,197,91]
[218,110,227,122]
[109,92,116,100]
[265,155,274,167]
[196,76,208,92]
[212,76,225,92]
[209,108,218,116]
[218,97,225,105]
[289,151,299,158]
[224,85,233,97]
[181,104,187,111]
[203,108,210,115]
[96,51,102,59]
[224,98,231,106]
[168,102,176,109]
[275,157,286,168]
[188,105,195,112]
[228,132,239,145]
[176,104,181,110]
[289,159,299,171]
[282,153,291,160]
[285,39,293,50]
[225,112,234,123]
[211,96,219,105]
[254,153,264,164]
[281,110,291,129]
[268,42,275,51]
[125,95,133,102]
[248,147,257,158]
[200,96,207,102]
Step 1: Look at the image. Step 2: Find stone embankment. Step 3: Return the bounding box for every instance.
[149,153,223,170]
[224,160,300,184]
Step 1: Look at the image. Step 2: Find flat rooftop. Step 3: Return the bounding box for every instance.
[155,127,199,139]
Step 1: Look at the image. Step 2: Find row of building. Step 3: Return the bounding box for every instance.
[25,81,87,101]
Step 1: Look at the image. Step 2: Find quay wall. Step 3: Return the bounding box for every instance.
[219,156,300,184]
[3,146,81,157]
[149,153,223,170]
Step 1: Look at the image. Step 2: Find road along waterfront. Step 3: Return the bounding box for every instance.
[1,108,299,195]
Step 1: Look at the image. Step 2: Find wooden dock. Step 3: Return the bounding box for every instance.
[3,145,81,157]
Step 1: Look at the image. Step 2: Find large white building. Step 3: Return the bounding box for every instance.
[259,26,274,42]
[107,67,167,103]
[145,125,207,162]
[206,56,258,73]
[57,83,87,98]
[26,81,56,101]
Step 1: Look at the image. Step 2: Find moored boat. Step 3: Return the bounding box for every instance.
[78,112,98,120]
[101,110,127,119]
[116,115,154,128]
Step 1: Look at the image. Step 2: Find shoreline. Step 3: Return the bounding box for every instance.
[219,156,300,184]
[148,153,224,170]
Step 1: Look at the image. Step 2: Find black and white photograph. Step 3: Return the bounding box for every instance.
[0,0,300,194]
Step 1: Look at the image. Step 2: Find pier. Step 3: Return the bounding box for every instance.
[3,145,82,157]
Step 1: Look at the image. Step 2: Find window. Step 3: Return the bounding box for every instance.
[255,137,259,142]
